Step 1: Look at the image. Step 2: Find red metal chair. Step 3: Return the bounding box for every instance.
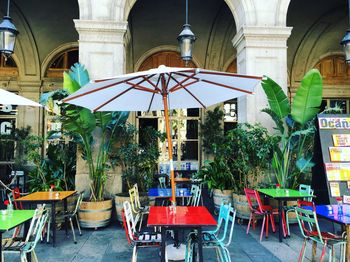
[12,187,23,210]
[244,188,286,241]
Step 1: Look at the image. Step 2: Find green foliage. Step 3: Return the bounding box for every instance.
[262,69,323,189]
[197,157,233,191]
[198,117,276,193]
[111,125,165,192]
[200,106,224,154]
[41,63,129,201]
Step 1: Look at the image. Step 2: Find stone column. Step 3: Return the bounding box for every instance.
[232,26,292,129]
[74,19,127,79]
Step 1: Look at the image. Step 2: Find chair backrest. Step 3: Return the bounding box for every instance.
[121,209,132,245]
[244,188,264,213]
[295,200,323,244]
[25,210,49,253]
[212,203,233,243]
[299,184,313,202]
[158,177,167,189]
[25,204,47,243]
[129,184,141,214]
[12,187,23,209]
[123,201,137,242]
[187,185,201,206]
[72,192,84,215]
[222,207,236,247]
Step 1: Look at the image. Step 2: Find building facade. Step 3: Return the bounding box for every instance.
[0,0,349,195]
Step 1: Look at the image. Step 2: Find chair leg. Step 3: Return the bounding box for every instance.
[132,245,137,262]
[46,217,51,243]
[270,213,276,232]
[298,238,307,262]
[266,214,269,238]
[260,216,266,241]
[138,213,144,231]
[286,209,292,236]
[247,213,253,234]
[20,252,28,262]
[320,242,327,262]
[32,250,39,262]
[75,214,82,236]
[281,211,287,237]
[70,217,77,244]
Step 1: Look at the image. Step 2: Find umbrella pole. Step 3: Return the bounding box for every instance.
[162,94,176,204]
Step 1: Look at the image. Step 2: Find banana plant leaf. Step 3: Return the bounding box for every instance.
[69,63,90,88]
[291,69,323,125]
[261,76,290,119]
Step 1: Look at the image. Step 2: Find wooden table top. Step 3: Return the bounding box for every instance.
[15,191,76,202]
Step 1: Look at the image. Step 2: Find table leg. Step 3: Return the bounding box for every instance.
[161,228,166,262]
[51,201,56,247]
[278,200,283,242]
[346,225,350,261]
[64,199,68,236]
[197,227,203,262]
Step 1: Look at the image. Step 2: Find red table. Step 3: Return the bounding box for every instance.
[147,206,217,262]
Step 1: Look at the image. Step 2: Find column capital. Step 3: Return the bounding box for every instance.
[74,19,128,43]
[232,26,293,49]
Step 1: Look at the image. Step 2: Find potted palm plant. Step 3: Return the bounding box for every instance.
[42,63,129,228]
[261,68,323,189]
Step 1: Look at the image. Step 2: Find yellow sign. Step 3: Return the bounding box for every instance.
[333,134,350,146]
[325,163,350,181]
[330,182,340,197]
[329,147,350,162]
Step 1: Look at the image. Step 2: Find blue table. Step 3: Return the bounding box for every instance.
[148,188,191,206]
[148,188,191,197]
[314,205,350,260]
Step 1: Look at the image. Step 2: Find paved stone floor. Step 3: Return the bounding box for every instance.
[2,215,345,261]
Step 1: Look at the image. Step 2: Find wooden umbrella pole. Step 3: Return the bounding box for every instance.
[161,78,176,204]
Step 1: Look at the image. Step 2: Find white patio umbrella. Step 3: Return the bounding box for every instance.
[0,88,42,107]
[63,65,262,204]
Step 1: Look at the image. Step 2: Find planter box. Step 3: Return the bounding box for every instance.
[232,193,252,220]
[213,189,233,211]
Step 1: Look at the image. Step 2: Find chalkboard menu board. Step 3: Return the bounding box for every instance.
[312,114,350,204]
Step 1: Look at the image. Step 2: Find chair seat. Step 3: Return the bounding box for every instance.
[2,237,30,252]
[307,231,345,241]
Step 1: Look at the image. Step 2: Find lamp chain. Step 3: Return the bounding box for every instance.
[6,0,10,17]
[185,0,188,24]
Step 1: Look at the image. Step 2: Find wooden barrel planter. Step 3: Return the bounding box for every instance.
[114,194,130,223]
[78,199,112,228]
[232,193,252,220]
[213,189,233,211]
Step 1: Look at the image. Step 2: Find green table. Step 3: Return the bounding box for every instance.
[0,209,35,262]
[258,188,314,242]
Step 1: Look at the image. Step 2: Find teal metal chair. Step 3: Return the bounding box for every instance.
[185,202,235,262]
[295,200,346,262]
[285,184,313,236]
[2,205,48,262]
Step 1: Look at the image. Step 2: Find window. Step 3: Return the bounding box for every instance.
[322,98,350,114]
[223,99,238,133]
[0,104,17,162]
[137,108,200,172]
[45,48,78,78]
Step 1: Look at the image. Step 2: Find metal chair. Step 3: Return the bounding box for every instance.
[129,184,149,230]
[2,205,48,262]
[122,201,166,262]
[185,202,236,262]
[244,188,286,241]
[285,184,314,236]
[295,200,346,262]
[187,184,201,207]
[52,192,84,244]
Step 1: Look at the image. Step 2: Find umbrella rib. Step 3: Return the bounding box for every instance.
[146,76,161,112]
[142,75,162,93]
[201,79,254,94]
[182,86,207,108]
[200,70,262,80]
[168,72,198,92]
[125,81,158,93]
[92,87,134,112]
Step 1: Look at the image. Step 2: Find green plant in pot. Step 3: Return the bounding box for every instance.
[41,63,129,228]
[261,68,323,189]
[197,155,234,211]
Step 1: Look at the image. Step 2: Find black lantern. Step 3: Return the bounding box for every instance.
[177,0,196,63]
[341,0,350,63]
[0,0,18,58]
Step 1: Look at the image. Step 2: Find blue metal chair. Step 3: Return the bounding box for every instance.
[185,202,235,262]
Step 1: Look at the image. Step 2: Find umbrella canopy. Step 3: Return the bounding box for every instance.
[0,89,42,107]
[63,65,262,204]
